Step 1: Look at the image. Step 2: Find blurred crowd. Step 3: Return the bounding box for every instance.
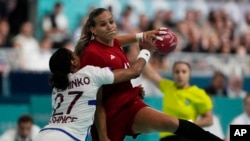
[0,0,249,70]
[0,1,73,71]
[114,1,250,56]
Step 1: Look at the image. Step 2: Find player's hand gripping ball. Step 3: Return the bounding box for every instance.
[154,28,177,55]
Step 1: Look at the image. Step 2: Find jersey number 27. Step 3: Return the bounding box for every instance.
[53,91,83,116]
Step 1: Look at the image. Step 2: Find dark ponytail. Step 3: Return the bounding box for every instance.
[49,48,72,90]
[74,8,108,57]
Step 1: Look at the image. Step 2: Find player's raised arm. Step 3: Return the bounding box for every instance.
[143,62,164,86]
[115,28,167,46]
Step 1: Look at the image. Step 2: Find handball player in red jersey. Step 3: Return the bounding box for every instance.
[75,8,223,141]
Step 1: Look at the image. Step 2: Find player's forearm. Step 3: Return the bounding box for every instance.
[95,88,110,141]
[194,112,213,127]
[130,58,147,76]
[143,63,163,86]
[95,105,109,140]
[113,58,146,83]
[115,34,137,46]
[194,119,213,127]
[113,49,151,83]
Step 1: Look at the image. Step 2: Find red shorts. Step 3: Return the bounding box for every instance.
[91,97,148,141]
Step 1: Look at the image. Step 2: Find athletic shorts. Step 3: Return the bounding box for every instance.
[91,97,148,141]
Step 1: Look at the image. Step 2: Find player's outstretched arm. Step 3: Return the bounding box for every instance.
[143,63,163,87]
[115,28,167,46]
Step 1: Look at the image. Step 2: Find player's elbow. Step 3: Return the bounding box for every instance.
[131,67,142,78]
[203,115,213,126]
[207,116,213,126]
[126,67,141,79]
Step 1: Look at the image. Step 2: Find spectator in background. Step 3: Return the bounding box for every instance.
[174,32,185,52]
[201,10,223,53]
[2,0,27,37]
[205,71,227,97]
[42,2,68,49]
[218,42,233,54]
[119,5,139,33]
[178,9,206,53]
[138,14,150,32]
[236,45,247,57]
[230,94,250,125]
[163,10,176,28]
[238,10,250,34]
[13,21,40,71]
[0,34,5,48]
[72,16,87,45]
[224,0,241,24]
[148,10,166,31]
[13,21,39,53]
[240,32,250,54]
[149,52,168,72]
[227,73,247,98]
[182,27,204,52]
[0,19,11,47]
[0,0,7,18]
[34,37,53,71]
[17,36,52,71]
[0,114,40,141]
[72,7,95,45]
[226,94,250,140]
[62,39,74,51]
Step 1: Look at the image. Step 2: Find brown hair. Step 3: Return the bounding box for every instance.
[17,114,33,125]
[74,8,108,57]
[172,61,191,71]
[212,71,226,81]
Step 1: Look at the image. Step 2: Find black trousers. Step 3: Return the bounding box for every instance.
[160,135,193,141]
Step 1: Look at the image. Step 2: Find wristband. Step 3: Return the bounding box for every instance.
[137,49,151,63]
[136,32,144,42]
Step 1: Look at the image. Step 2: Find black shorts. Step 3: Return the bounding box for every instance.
[160,135,194,141]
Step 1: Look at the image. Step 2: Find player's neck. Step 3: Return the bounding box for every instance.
[176,83,190,89]
[95,38,114,47]
[71,66,80,73]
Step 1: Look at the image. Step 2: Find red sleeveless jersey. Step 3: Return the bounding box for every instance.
[80,39,141,115]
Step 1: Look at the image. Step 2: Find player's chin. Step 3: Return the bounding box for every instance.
[108,32,117,37]
[107,33,117,40]
[176,82,185,88]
